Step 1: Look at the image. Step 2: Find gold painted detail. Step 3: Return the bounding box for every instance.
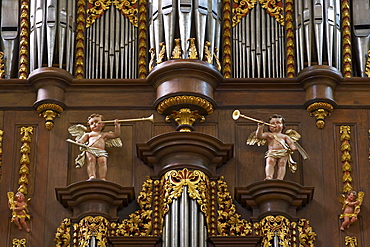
[36,103,64,130]
[19,0,29,79]
[345,236,358,247]
[295,219,316,246]
[75,0,86,79]
[307,102,334,129]
[255,215,290,246]
[214,48,222,71]
[217,176,252,236]
[77,216,111,247]
[86,0,138,28]
[138,0,147,79]
[340,126,353,193]
[285,0,295,78]
[232,0,257,27]
[113,177,153,236]
[171,38,182,59]
[0,51,5,79]
[152,179,161,236]
[18,127,33,195]
[187,38,198,59]
[259,0,284,25]
[157,42,166,64]
[0,130,3,184]
[72,223,78,247]
[12,238,27,247]
[165,108,205,132]
[365,50,370,77]
[157,96,214,115]
[115,0,139,27]
[55,218,71,247]
[342,0,352,77]
[204,41,213,64]
[223,0,232,78]
[149,48,156,72]
[159,169,213,234]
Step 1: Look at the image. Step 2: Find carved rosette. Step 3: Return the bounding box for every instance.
[307,102,334,129]
[18,127,33,195]
[36,103,64,130]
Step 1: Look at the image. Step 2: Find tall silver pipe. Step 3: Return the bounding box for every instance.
[190,199,199,247]
[58,0,67,69]
[29,0,36,72]
[99,15,104,78]
[103,9,109,79]
[170,198,179,246]
[91,23,96,79]
[271,16,276,77]
[179,186,189,247]
[66,0,75,73]
[352,0,370,76]
[334,0,341,69]
[255,4,261,78]
[163,0,176,60]
[163,210,170,247]
[303,0,312,67]
[115,9,121,78]
[326,0,335,66]
[35,0,45,68]
[179,0,192,59]
[109,7,116,79]
[296,0,304,72]
[124,17,129,78]
[46,0,57,67]
[313,0,324,65]
[198,210,205,247]
[195,0,207,60]
[250,7,256,78]
[86,26,91,79]
[240,15,246,78]
[261,10,267,78]
[1,0,19,78]
[120,15,126,78]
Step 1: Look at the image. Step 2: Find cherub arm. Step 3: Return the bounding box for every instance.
[76,133,89,144]
[256,123,271,140]
[104,119,121,139]
[284,135,297,151]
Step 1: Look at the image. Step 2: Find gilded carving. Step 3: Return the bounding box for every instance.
[18,127,33,195]
[345,236,358,247]
[204,41,213,64]
[157,95,214,115]
[12,238,27,247]
[171,39,182,59]
[76,216,111,247]
[256,215,291,246]
[340,126,353,193]
[222,0,232,78]
[165,108,205,132]
[75,0,86,79]
[55,218,71,247]
[157,42,166,64]
[114,177,153,236]
[259,0,284,25]
[0,51,4,79]
[149,48,156,72]
[36,104,64,130]
[138,0,147,79]
[187,38,198,59]
[214,48,222,71]
[19,0,29,79]
[342,0,352,77]
[285,0,295,78]
[217,176,252,236]
[232,0,257,27]
[366,50,370,77]
[296,219,316,246]
[307,102,334,129]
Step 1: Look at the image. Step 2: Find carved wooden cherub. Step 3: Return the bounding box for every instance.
[7,192,31,232]
[340,191,364,230]
[67,113,122,181]
[246,114,309,180]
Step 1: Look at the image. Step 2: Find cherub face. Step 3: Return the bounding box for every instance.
[348,193,357,201]
[268,117,283,133]
[88,116,104,132]
[15,192,24,202]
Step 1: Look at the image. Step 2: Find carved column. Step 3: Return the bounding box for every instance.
[28,67,72,130]
[298,65,342,129]
[147,60,222,132]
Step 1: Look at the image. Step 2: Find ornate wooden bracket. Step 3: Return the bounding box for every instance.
[306,102,334,129]
[36,103,64,130]
[165,108,205,132]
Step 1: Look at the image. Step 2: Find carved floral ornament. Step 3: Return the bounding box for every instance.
[232,0,284,27]
[86,0,138,28]
[55,169,316,246]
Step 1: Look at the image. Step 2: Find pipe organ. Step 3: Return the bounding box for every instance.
[1,0,370,79]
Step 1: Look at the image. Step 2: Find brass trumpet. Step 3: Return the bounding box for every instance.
[232,110,276,127]
[100,114,154,124]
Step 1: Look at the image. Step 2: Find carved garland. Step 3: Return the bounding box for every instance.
[285,0,295,78]
[222,0,232,78]
[18,127,33,195]
[138,0,147,79]
[19,0,29,79]
[75,0,86,79]
[340,126,353,193]
[341,0,352,78]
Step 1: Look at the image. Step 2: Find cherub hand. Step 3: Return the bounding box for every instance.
[114,119,121,127]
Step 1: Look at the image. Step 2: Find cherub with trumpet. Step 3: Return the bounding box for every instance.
[233,111,309,180]
[67,113,122,181]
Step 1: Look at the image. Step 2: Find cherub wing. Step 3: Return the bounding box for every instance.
[246,131,267,146]
[357,192,365,206]
[68,124,88,140]
[285,129,310,160]
[106,137,123,148]
[7,192,15,209]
